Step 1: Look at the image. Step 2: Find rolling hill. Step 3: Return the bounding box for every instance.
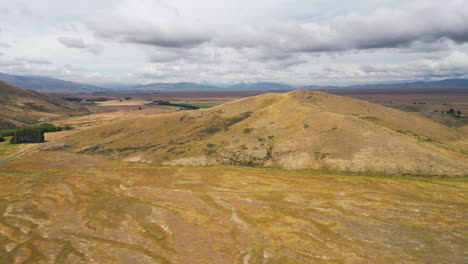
[0,72,106,93]
[59,90,467,176]
[0,81,97,128]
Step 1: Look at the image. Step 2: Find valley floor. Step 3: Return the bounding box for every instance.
[0,149,466,263]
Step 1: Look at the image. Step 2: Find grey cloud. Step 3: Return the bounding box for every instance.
[0,58,23,66]
[57,36,103,55]
[64,64,87,71]
[3,0,468,85]
[86,44,104,55]
[88,0,468,66]
[92,20,211,48]
[0,57,51,67]
[0,4,32,17]
[148,46,236,64]
[218,4,468,55]
[20,57,52,64]
[58,36,86,48]
[149,49,184,63]
[323,51,468,81]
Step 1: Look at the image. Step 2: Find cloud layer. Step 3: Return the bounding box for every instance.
[0,0,468,84]
[90,0,468,53]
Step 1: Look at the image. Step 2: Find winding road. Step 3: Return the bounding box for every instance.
[0,143,43,166]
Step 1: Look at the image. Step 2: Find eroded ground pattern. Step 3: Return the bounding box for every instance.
[0,151,466,263]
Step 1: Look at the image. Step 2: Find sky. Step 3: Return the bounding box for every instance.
[0,0,468,86]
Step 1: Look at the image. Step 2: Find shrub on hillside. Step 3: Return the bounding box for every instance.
[0,136,5,142]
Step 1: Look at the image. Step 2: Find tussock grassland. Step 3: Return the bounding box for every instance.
[61,90,467,176]
[0,150,466,263]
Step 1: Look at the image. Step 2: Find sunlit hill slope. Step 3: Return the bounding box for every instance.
[60,90,467,176]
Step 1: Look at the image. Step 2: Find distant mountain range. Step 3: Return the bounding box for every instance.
[225,82,291,90]
[131,81,292,90]
[1,72,468,93]
[131,82,219,90]
[0,72,106,93]
[344,79,468,89]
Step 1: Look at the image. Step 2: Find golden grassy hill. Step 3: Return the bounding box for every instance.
[0,81,96,128]
[60,90,468,176]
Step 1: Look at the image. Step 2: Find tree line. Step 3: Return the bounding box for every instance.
[0,123,71,144]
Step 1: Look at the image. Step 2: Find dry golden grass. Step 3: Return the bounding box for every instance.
[52,107,178,130]
[60,90,467,176]
[0,139,40,160]
[0,149,466,263]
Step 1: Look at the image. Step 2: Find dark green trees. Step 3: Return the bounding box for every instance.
[447,109,463,117]
[0,136,5,142]
[35,123,62,133]
[10,128,45,144]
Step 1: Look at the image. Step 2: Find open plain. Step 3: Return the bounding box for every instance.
[0,148,466,263]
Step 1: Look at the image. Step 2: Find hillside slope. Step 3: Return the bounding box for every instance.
[0,81,96,128]
[60,90,467,176]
